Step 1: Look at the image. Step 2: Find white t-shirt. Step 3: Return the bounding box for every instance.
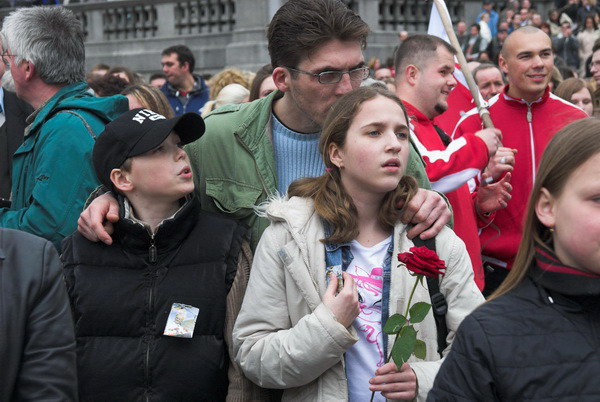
[345,236,392,402]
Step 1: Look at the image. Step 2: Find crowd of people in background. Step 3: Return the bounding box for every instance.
[469,0,600,112]
[366,0,600,117]
[6,0,599,121]
[84,57,258,117]
[1,0,600,401]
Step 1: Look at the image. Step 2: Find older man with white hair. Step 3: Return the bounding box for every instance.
[0,6,128,251]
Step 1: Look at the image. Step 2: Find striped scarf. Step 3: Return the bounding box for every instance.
[530,246,600,297]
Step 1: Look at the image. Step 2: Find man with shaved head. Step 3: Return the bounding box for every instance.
[453,26,587,295]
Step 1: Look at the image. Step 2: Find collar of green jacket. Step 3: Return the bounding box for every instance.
[204,89,283,149]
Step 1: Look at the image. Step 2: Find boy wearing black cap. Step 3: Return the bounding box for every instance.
[61,109,260,401]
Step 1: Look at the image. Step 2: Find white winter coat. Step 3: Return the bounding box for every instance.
[233,197,484,401]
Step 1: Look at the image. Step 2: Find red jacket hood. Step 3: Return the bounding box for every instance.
[403,101,433,126]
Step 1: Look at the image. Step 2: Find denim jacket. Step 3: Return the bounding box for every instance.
[323,221,394,357]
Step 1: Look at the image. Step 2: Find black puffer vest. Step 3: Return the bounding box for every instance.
[62,195,248,401]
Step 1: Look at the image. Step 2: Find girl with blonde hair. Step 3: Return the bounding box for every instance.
[121,84,174,118]
[201,83,249,117]
[207,68,251,100]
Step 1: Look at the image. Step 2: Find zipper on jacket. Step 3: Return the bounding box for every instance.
[144,272,158,398]
[144,339,151,399]
[149,235,157,263]
[526,103,536,183]
[145,233,158,398]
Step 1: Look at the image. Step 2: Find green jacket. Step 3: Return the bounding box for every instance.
[0,82,128,251]
[186,90,432,251]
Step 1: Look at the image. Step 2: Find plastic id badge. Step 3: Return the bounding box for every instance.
[163,303,199,338]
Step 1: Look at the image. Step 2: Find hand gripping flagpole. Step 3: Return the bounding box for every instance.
[432,0,495,130]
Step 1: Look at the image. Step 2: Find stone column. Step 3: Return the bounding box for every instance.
[155,3,176,39]
[85,8,104,42]
[357,0,380,29]
[357,0,398,69]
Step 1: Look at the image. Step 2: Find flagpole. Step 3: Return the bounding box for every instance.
[433,0,495,129]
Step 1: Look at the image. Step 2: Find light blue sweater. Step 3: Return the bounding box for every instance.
[272,113,324,194]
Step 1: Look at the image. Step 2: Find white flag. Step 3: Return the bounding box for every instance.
[427,0,451,43]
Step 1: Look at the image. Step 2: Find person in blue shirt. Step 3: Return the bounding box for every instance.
[477,0,499,37]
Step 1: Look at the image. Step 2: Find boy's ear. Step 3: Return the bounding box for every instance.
[110,168,134,193]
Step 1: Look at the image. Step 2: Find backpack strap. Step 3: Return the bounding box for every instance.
[412,236,449,357]
[433,124,452,147]
[56,110,98,140]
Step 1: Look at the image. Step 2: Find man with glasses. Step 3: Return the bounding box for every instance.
[79,0,451,254]
[283,66,369,85]
[0,7,128,251]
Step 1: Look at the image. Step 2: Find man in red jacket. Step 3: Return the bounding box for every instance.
[453,26,587,295]
[394,34,511,290]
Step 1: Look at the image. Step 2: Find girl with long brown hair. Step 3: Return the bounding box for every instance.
[430,118,600,400]
[233,86,483,401]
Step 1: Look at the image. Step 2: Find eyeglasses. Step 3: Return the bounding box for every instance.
[589,60,600,70]
[0,49,17,67]
[285,66,369,84]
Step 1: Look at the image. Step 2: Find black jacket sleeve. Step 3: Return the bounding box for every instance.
[427,314,499,401]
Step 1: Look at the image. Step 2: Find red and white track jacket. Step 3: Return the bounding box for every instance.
[405,102,486,290]
[452,86,587,269]
[433,80,475,135]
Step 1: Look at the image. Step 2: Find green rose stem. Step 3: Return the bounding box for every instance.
[369,275,420,402]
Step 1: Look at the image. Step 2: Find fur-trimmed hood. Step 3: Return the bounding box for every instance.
[255,195,321,236]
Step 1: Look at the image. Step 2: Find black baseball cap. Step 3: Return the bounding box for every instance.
[93,108,205,189]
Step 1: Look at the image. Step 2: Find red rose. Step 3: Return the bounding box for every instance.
[398,246,446,278]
